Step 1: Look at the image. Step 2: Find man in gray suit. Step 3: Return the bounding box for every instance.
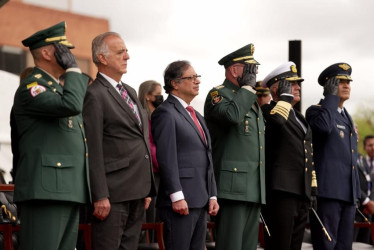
[83,32,156,250]
[151,60,219,250]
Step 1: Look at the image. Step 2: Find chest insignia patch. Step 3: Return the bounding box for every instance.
[30,85,46,97]
[337,124,346,130]
[212,95,223,105]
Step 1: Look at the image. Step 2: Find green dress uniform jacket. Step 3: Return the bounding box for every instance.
[12,67,90,203]
[204,79,266,204]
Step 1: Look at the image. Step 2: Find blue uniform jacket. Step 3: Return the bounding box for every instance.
[306,95,360,204]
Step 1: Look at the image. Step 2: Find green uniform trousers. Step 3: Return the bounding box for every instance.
[19,200,80,250]
[215,199,260,250]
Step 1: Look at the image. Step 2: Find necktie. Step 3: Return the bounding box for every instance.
[116,83,142,127]
[186,106,206,144]
[291,109,307,134]
[341,110,348,121]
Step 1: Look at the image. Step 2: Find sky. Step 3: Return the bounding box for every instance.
[24,0,374,116]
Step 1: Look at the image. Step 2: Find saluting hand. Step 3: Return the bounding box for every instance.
[237,64,257,88]
[208,199,219,216]
[172,199,189,215]
[323,77,340,96]
[276,78,294,103]
[93,198,111,221]
[54,42,78,70]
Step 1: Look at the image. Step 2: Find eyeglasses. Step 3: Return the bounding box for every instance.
[177,75,201,81]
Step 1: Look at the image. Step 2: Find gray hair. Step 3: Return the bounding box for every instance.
[91,32,121,66]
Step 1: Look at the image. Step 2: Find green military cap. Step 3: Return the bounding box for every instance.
[255,81,270,96]
[218,44,260,68]
[22,21,74,50]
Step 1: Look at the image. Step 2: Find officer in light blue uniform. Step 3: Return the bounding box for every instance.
[306,63,360,250]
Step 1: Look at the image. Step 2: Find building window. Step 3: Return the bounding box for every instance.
[0,46,26,75]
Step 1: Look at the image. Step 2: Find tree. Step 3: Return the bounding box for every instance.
[353,106,374,155]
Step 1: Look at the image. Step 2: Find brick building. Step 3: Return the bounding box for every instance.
[0,0,109,77]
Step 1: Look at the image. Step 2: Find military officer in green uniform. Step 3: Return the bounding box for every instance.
[11,21,90,250]
[204,44,265,250]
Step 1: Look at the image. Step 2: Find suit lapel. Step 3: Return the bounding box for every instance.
[288,109,305,135]
[343,108,354,129]
[122,82,146,131]
[97,74,143,132]
[168,95,207,146]
[196,111,210,147]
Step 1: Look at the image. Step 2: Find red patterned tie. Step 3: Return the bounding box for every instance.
[117,83,142,127]
[186,106,206,143]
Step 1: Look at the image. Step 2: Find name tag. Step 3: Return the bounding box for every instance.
[337,124,346,130]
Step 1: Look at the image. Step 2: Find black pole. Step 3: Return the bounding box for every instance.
[289,40,302,112]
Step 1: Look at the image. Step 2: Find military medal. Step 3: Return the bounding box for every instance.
[340,130,344,138]
[68,117,73,128]
[245,120,249,133]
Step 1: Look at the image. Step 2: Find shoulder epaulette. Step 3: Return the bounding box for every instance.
[214,85,225,90]
[33,73,42,79]
[270,101,291,120]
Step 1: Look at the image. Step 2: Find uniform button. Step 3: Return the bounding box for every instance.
[312,162,315,166]
[257,117,259,121]
[260,146,263,150]
[305,149,307,153]
[84,138,87,142]
[260,161,263,166]
[259,131,262,135]
[145,155,149,159]
[80,124,83,128]
[86,153,88,157]
[305,158,308,163]
[352,166,355,170]
[304,140,306,144]
[351,149,354,153]
[311,153,314,156]
[57,162,61,167]
[245,121,249,125]
[305,168,308,172]
[311,143,313,147]
[48,81,53,86]
[53,88,57,92]
[234,168,237,172]
[350,133,353,137]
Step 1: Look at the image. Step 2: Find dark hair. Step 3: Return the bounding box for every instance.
[364,135,374,147]
[163,60,191,94]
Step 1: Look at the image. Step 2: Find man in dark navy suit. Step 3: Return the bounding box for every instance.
[151,60,219,250]
[306,63,360,250]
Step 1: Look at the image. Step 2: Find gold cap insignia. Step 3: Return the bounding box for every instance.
[338,64,350,71]
[291,65,297,73]
[250,44,255,55]
[34,74,42,79]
